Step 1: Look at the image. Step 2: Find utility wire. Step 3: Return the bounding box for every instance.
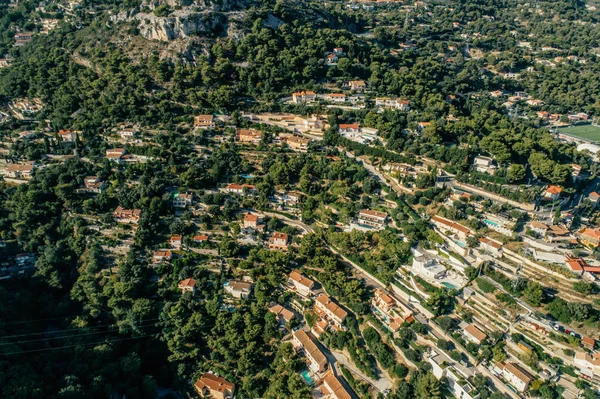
[0,315,77,325]
[0,318,160,340]
[0,334,157,356]
[0,321,160,346]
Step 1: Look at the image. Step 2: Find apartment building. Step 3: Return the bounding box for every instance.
[237,129,262,144]
[292,91,316,103]
[314,294,347,330]
[358,209,388,229]
[243,213,262,229]
[284,135,310,151]
[80,176,105,194]
[288,270,315,298]
[371,289,414,332]
[292,329,327,373]
[173,193,193,209]
[194,114,215,129]
[224,280,253,299]
[268,232,289,251]
[473,155,497,175]
[431,215,472,240]
[315,370,353,399]
[502,363,533,392]
[225,184,255,195]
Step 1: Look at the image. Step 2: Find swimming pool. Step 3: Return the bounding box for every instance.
[300,370,315,386]
[484,219,499,227]
[454,240,467,248]
[241,174,254,179]
[442,282,457,290]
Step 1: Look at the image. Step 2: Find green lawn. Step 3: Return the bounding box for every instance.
[558,124,600,142]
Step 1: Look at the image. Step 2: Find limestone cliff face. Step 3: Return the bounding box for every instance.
[112,0,248,42]
[142,0,207,10]
[133,11,227,41]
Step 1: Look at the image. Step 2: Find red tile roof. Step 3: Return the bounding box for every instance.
[546,185,563,195]
[194,373,234,395]
[179,278,196,288]
[289,271,314,289]
[565,258,585,272]
[465,324,488,342]
[581,228,600,240]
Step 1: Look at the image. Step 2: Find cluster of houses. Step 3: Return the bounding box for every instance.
[8,98,43,120]
[0,161,35,179]
[375,97,410,111]
[371,289,414,333]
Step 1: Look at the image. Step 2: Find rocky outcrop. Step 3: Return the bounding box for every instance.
[112,0,249,42]
[133,10,228,41]
[142,0,206,9]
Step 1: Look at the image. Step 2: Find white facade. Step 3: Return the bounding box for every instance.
[502,363,533,392]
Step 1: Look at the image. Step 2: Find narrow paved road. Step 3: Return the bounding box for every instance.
[326,349,394,392]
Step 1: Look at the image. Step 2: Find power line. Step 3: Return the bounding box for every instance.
[0,321,160,347]
[0,318,160,340]
[0,334,157,356]
[0,315,77,326]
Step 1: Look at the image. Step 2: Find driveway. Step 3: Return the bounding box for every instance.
[326,349,394,392]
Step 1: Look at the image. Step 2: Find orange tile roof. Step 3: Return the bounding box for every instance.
[374,289,394,306]
[431,215,472,235]
[582,336,595,347]
[269,305,294,322]
[504,363,533,384]
[114,206,141,218]
[193,235,209,241]
[318,370,352,399]
[582,228,600,240]
[339,123,359,130]
[316,294,347,321]
[244,213,259,222]
[293,329,327,368]
[565,258,585,272]
[465,324,487,342]
[576,351,600,366]
[546,185,563,194]
[360,209,388,219]
[478,237,502,249]
[271,232,288,241]
[194,373,235,395]
[179,278,196,288]
[529,221,548,230]
[289,271,314,289]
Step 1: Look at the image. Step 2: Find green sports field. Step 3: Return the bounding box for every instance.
[558,124,600,142]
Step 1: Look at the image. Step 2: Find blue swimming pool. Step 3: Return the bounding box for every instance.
[241,174,254,179]
[300,370,315,386]
[485,219,499,227]
[442,282,457,290]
